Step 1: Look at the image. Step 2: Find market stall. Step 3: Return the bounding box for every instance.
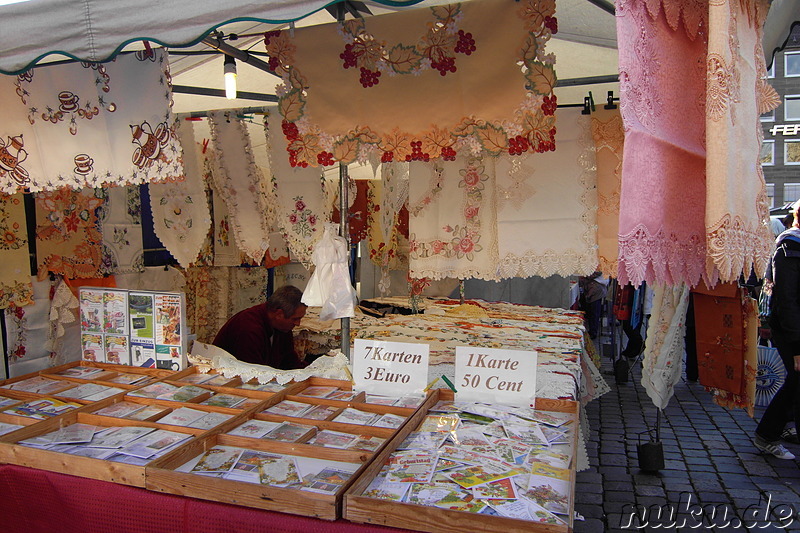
[0,0,795,530]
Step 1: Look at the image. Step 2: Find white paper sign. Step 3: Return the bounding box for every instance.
[455,346,536,406]
[353,338,429,396]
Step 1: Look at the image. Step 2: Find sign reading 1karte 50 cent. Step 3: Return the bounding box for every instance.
[353,338,430,396]
[455,346,537,406]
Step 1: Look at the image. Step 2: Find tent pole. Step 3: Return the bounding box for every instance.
[339,163,351,361]
[176,106,274,119]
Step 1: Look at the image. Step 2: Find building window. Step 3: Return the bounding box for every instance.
[761,140,775,165]
[786,95,800,121]
[786,140,800,164]
[767,183,775,208]
[761,109,775,122]
[786,52,800,77]
[784,183,800,203]
[767,61,775,78]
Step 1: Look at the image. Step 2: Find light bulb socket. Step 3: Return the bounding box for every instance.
[223,54,236,76]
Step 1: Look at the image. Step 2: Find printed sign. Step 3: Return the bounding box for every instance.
[353,338,430,396]
[455,346,537,406]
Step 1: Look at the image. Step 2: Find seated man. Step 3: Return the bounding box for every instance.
[213,285,308,370]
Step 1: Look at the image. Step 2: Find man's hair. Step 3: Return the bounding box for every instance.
[266,285,306,316]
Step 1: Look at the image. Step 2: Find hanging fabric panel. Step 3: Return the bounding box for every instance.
[266,113,329,264]
[208,111,272,265]
[640,282,691,410]
[149,120,212,268]
[705,0,777,282]
[590,108,623,278]
[0,48,182,193]
[267,0,558,167]
[408,156,499,281]
[615,0,708,287]
[99,185,144,275]
[495,108,598,279]
[35,187,105,280]
[0,193,33,308]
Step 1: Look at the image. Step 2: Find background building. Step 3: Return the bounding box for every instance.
[762,25,800,209]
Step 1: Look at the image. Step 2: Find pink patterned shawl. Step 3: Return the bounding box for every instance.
[616,0,708,287]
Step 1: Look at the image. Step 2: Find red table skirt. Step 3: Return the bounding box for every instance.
[0,464,417,533]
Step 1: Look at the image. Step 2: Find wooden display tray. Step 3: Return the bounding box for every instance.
[0,409,201,487]
[146,377,432,520]
[0,362,180,436]
[344,389,579,533]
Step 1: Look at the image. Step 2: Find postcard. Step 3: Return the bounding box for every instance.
[263,422,316,443]
[0,422,23,436]
[127,405,168,421]
[528,449,571,470]
[94,401,147,419]
[428,400,462,413]
[127,382,178,399]
[104,334,130,365]
[59,383,123,401]
[0,397,20,409]
[371,413,406,429]
[332,408,379,426]
[200,393,246,408]
[418,413,460,433]
[300,467,353,494]
[232,450,279,474]
[55,366,106,379]
[407,483,466,506]
[190,412,234,430]
[257,455,301,487]
[443,463,519,489]
[191,446,243,473]
[106,373,151,385]
[4,398,82,419]
[396,431,448,451]
[116,429,191,458]
[227,419,281,438]
[79,288,104,332]
[5,376,71,395]
[503,422,549,447]
[364,394,398,406]
[103,290,129,334]
[528,461,570,481]
[87,426,157,449]
[523,474,571,515]
[327,390,358,401]
[46,423,98,445]
[392,395,425,408]
[541,426,569,445]
[307,430,357,449]
[431,493,487,513]
[347,435,385,453]
[296,386,339,398]
[303,404,338,421]
[238,380,285,392]
[158,385,208,403]
[361,474,411,501]
[157,407,209,426]
[178,373,218,385]
[454,428,493,447]
[471,477,518,500]
[386,452,438,484]
[263,400,312,418]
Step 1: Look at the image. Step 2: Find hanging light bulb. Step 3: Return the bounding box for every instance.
[223,55,237,100]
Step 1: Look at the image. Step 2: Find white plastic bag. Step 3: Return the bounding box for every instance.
[302,224,357,320]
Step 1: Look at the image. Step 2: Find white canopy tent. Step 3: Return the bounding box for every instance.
[0,0,621,111]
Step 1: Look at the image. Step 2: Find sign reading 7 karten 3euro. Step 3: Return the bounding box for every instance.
[352,338,430,396]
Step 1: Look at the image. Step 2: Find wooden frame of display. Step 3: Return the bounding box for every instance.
[344,388,579,533]
[145,377,432,520]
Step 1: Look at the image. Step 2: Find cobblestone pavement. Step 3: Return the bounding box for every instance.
[573,355,800,532]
